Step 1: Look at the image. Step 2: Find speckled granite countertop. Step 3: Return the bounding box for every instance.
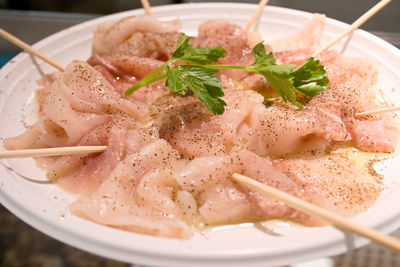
[0,204,128,267]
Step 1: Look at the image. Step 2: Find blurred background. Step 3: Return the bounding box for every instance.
[1,1,400,266]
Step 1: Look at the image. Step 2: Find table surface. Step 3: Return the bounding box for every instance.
[1,9,400,267]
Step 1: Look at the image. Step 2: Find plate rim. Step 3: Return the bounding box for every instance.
[1,2,400,266]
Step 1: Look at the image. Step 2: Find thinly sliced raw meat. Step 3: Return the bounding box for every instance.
[158,86,263,158]
[274,155,381,217]
[310,82,398,152]
[268,14,326,52]
[70,139,192,239]
[192,20,254,80]
[93,16,181,55]
[239,101,350,157]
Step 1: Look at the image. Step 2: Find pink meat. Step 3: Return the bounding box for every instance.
[88,55,164,80]
[36,72,60,115]
[310,82,398,152]
[323,55,379,88]
[3,107,111,149]
[55,118,128,194]
[70,144,383,237]
[156,81,364,159]
[157,98,225,158]
[238,101,350,157]
[70,139,192,239]
[93,16,181,55]
[268,14,326,52]
[158,86,263,158]
[37,121,158,195]
[5,60,153,150]
[174,149,326,225]
[4,17,397,241]
[274,155,381,217]
[347,117,398,152]
[44,76,111,145]
[91,64,133,94]
[125,127,159,154]
[59,60,149,122]
[3,119,70,149]
[88,55,171,103]
[274,46,378,89]
[275,48,313,65]
[114,31,179,59]
[192,20,254,80]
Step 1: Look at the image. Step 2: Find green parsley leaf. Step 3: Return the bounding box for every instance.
[173,33,226,65]
[257,64,301,108]
[250,42,276,68]
[166,65,226,114]
[125,32,330,114]
[179,46,226,65]
[248,42,303,107]
[290,57,329,96]
[172,33,191,59]
[164,65,188,96]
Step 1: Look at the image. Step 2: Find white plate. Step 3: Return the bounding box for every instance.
[1,3,400,267]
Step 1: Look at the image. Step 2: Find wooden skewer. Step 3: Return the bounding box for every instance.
[355,106,400,117]
[0,28,65,71]
[313,0,392,57]
[245,0,270,31]
[232,173,400,253]
[0,146,107,159]
[140,0,153,16]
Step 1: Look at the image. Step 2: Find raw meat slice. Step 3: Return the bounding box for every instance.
[274,154,381,217]
[55,118,129,194]
[239,101,350,157]
[93,16,181,55]
[310,82,398,152]
[88,55,171,103]
[115,32,179,60]
[60,60,149,121]
[70,139,192,239]
[192,20,254,80]
[268,14,326,52]
[157,86,263,158]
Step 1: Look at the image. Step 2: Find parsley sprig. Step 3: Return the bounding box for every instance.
[125,33,329,114]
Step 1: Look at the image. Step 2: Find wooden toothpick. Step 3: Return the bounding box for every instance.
[313,0,392,57]
[0,28,65,71]
[0,146,107,159]
[140,0,153,16]
[355,106,400,117]
[233,173,400,253]
[245,0,270,31]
